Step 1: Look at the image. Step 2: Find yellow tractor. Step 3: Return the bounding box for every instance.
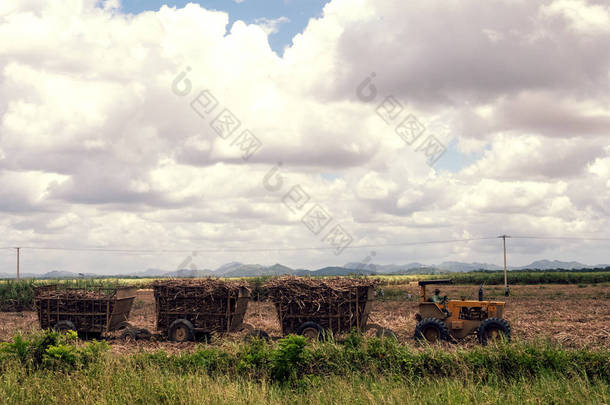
[413,279,510,344]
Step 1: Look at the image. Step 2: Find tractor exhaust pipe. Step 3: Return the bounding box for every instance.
[478,284,484,301]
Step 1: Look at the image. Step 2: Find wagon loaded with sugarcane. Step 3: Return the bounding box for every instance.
[152,279,252,342]
[34,285,137,338]
[263,276,396,340]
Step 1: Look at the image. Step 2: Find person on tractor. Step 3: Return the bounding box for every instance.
[432,288,443,303]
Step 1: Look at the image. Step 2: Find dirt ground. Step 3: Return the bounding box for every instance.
[1,284,608,353]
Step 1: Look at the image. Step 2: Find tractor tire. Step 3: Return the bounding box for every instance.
[477,318,511,345]
[168,319,195,342]
[413,318,450,343]
[53,320,76,334]
[297,321,324,341]
[244,329,270,342]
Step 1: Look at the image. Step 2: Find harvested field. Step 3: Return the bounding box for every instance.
[0,284,608,353]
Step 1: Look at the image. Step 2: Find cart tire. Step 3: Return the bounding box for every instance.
[241,322,254,332]
[297,321,323,341]
[244,329,270,342]
[120,328,138,342]
[117,321,132,330]
[376,327,397,340]
[53,320,76,333]
[136,328,152,340]
[168,319,195,342]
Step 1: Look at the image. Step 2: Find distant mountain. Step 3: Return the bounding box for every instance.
[215,262,244,273]
[2,259,608,279]
[438,261,503,272]
[511,260,599,270]
[170,269,215,278]
[296,266,376,277]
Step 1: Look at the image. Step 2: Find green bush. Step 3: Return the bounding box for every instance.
[128,336,610,385]
[0,330,109,372]
[270,335,311,383]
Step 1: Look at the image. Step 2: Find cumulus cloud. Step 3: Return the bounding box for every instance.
[0,0,608,274]
[254,16,290,35]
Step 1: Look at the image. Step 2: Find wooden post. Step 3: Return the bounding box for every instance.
[498,235,510,296]
[15,247,20,281]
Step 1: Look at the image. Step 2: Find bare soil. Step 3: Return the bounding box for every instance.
[2,284,608,353]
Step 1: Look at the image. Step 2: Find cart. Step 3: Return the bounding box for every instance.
[34,285,137,338]
[153,279,251,342]
[265,277,395,340]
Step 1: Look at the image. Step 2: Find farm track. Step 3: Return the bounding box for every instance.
[1,284,608,353]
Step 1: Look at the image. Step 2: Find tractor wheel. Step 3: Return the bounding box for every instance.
[168,319,195,342]
[478,318,510,345]
[413,318,450,343]
[244,329,270,342]
[53,320,76,334]
[297,321,324,341]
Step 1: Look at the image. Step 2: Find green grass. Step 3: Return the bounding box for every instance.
[1,368,607,405]
[1,332,609,405]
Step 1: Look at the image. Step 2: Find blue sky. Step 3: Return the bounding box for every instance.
[120,0,330,55]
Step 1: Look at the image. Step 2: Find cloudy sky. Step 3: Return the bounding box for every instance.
[0,0,609,275]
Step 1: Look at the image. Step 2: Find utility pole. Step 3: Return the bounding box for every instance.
[498,235,510,296]
[15,247,20,281]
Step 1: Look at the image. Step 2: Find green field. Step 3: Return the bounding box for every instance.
[0,331,608,405]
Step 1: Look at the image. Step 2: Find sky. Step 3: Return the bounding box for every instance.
[0,0,609,275]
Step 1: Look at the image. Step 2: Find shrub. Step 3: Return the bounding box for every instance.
[0,330,108,372]
[270,335,311,383]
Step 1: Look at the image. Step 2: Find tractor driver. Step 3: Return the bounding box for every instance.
[432,288,443,303]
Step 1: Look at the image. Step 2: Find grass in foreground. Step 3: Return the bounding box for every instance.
[1,331,609,404]
[1,368,608,405]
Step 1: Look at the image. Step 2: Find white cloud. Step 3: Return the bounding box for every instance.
[254,16,290,35]
[0,0,608,274]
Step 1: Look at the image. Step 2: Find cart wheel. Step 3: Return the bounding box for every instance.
[376,327,397,340]
[297,322,323,341]
[241,323,254,332]
[244,329,270,342]
[168,319,195,342]
[53,320,76,334]
[117,321,132,330]
[120,328,138,342]
[136,328,152,340]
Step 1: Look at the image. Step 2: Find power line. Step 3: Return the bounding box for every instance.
[6,237,497,255]
[3,235,606,256]
[511,236,610,241]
